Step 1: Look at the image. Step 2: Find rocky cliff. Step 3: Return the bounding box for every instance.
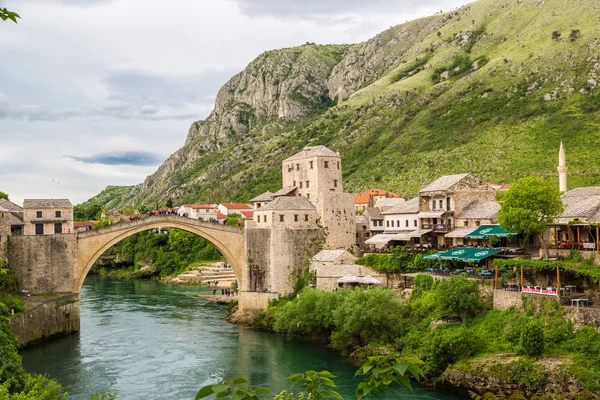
[85,0,600,209]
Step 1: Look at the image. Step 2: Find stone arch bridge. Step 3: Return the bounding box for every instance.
[76,215,244,291]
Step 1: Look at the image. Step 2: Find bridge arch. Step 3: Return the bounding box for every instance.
[75,215,244,292]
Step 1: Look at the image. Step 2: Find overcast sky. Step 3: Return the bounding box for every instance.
[0,0,467,205]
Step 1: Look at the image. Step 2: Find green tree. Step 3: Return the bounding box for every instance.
[434,274,482,319]
[498,176,564,259]
[165,198,174,208]
[0,8,20,23]
[0,192,8,200]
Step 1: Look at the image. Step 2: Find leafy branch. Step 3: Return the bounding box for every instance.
[0,8,20,23]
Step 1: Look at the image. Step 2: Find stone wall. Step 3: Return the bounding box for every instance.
[243,227,323,296]
[10,293,80,347]
[7,234,78,293]
[317,192,355,250]
[0,211,10,236]
[237,291,279,313]
[493,289,523,309]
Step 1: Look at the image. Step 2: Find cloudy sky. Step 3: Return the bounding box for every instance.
[0,0,467,205]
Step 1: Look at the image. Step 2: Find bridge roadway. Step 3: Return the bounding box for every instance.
[76,215,244,291]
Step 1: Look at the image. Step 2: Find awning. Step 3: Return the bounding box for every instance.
[338,275,360,284]
[465,225,514,239]
[438,247,477,260]
[459,248,501,262]
[408,229,433,238]
[418,211,445,219]
[365,233,411,245]
[358,275,382,285]
[426,247,501,262]
[445,227,477,238]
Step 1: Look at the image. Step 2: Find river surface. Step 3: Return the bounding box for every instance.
[21,276,463,400]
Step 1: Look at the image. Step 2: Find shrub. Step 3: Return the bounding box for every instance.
[434,274,483,319]
[414,274,434,290]
[521,321,545,357]
[551,31,561,40]
[569,29,581,41]
[0,267,18,293]
[426,326,482,374]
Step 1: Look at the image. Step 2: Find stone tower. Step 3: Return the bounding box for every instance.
[558,142,568,193]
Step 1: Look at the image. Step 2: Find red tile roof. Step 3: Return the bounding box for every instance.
[221,203,251,209]
[216,212,228,219]
[354,189,403,204]
[240,210,254,218]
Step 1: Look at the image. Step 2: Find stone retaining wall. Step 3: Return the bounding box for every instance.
[10,293,80,347]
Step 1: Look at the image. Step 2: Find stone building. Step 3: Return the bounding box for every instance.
[309,249,386,290]
[177,204,218,220]
[23,199,74,235]
[0,198,24,235]
[354,189,403,212]
[446,200,501,246]
[418,174,496,248]
[0,207,10,237]
[355,215,370,249]
[217,203,252,216]
[253,196,318,229]
[278,145,355,250]
[249,191,273,209]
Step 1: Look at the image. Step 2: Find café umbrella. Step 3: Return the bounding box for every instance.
[358,275,381,285]
[337,275,361,284]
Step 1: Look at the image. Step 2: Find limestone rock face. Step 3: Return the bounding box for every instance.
[327,15,445,101]
[185,45,348,148]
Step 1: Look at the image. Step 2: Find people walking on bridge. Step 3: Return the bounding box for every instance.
[212,287,216,295]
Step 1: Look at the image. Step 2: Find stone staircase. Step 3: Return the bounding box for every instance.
[169,262,237,287]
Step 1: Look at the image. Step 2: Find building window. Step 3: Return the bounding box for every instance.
[36,211,42,218]
[337,161,340,169]
[294,215,298,222]
[264,215,267,223]
[306,194,310,200]
[306,181,309,188]
[414,220,417,227]
[333,180,338,187]
[305,214,309,221]
[432,201,436,210]
[405,220,409,228]
[54,223,62,234]
[55,210,62,218]
[299,181,303,188]
[439,200,443,209]
[386,220,389,227]
[310,161,314,169]
[280,215,284,222]
[475,220,481,226]
[35,223,44,235]
[324,161,329,168]
[446,197,451,211]
[296,163,300,171]
[464,221,469,227]
[363,225,367,230]
[288,165,293,172]
[293,181,296,186]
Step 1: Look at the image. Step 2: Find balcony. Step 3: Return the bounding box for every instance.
[422,223,453,232]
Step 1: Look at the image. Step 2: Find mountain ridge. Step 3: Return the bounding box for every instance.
[84,0,600,209]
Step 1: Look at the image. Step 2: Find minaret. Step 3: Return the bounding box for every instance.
[558,142,568,192]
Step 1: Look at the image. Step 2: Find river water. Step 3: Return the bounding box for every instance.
[21,276,462,400]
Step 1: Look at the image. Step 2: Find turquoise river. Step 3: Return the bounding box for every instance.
[21,275,463,400]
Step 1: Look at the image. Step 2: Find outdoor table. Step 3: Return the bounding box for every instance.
[564,285,577,294]
[571,298,589,307]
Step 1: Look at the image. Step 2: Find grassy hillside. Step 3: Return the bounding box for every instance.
[87,0,600,209]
